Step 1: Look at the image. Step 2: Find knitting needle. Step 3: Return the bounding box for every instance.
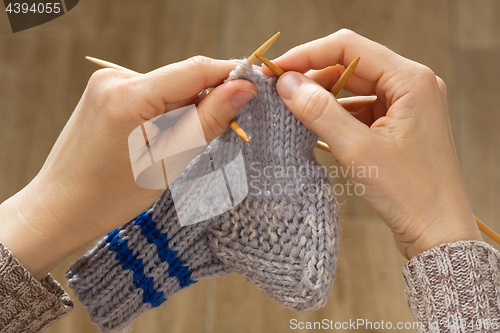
[317,57,361,152]
[86,56,138,74]
[257,55,500,247]
[226,32,281,82]
[224,32,281,143]
[315,141,331,152]
[85,56,250,143]
[255,54,360,153]
[475,217,500,245]
[256,54,285,76]
[330,56,360,96]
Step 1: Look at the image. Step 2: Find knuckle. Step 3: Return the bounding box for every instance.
[435,75,447,93]
[186,55,213,69]
[415,64,436,82]
[87,69,135,119]
[300,89,330,125]
[336,28,356,38]
[183,55,215,84]
[88,68,116,89]
[103,78,131,103]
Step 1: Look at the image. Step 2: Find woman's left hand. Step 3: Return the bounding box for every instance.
[0,56,256,280]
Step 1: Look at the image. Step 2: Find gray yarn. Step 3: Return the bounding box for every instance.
[209,61,339,311]
[66,59,339,332]
[66,200,229,331]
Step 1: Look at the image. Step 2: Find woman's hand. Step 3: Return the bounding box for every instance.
[264,29,482,259]
[0,56,256,280]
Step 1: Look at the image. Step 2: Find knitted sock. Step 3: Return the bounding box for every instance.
[67,59,339,331]
[66,192,230,332]
[207,61,339,311]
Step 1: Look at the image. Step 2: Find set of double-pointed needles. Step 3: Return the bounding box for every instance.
[85,34,500,246]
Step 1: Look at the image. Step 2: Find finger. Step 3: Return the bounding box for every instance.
[306,65,376,96]
[165,95,199,112]
[264,29,428,105]
[338,96,378,127]
[196,79,257,142]
[339,95,388,127]
[277,71,370,158]
[134,56,240,111]
[266,29,403,80]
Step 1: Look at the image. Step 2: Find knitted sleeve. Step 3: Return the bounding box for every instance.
[403,240,500,332]
[0,242,73,333]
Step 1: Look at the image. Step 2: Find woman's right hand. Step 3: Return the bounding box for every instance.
[264,29,482,259]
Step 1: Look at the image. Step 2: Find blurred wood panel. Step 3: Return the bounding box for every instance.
[457,0,500,252]
[0,0,498,332]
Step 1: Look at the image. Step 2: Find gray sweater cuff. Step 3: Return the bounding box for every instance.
[403,240,500,333]
[0,242,73,333]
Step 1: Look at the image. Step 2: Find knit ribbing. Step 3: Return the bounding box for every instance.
[67,200,230,331]
[403,240,500,333]
[0,242,73,333]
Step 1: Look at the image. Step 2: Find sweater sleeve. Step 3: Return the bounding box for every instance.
[0,242,73,333]
[403,240,500,333]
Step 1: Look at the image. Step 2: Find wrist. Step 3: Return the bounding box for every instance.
[404,214,482,260]
[0,180,93,280]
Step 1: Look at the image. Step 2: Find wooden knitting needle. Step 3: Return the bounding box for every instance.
[315,142,332,153]
[86,56,138,74]
[315,141,331,152]
[226,32,281,82]
[255,54,360,153]
[224,32,281,143]
[475,217,500,245]
[257,54,500,246]
[85,56,251,143]
[330,56,360,96]
[312,51,361,151]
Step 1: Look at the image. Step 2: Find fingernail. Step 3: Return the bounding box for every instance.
[230,89,256,109]
[278,72,302,100]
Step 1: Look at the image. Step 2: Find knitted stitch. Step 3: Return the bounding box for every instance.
[0,242,73,333]
[67,59,339,331]
[209,60,339,311]
[66,200,230,332]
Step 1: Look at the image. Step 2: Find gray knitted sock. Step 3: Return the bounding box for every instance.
[207,61,339,311]
[67,59,339,331]
[66,192,230,332]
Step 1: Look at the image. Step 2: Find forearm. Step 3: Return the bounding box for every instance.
[0,180,92,280]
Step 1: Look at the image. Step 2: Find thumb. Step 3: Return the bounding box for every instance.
[276,71,368,156]
[196,79,257,143]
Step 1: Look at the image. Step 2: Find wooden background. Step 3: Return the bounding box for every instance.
[0,0,499,332]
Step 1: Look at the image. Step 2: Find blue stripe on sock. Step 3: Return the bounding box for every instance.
[135,213,196,288]
[106,229,165,308]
